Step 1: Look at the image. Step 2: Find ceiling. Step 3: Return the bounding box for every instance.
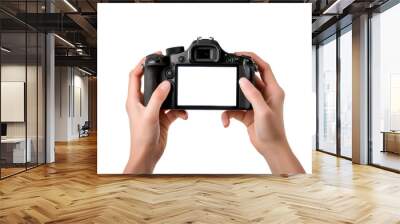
[0,0,393,73]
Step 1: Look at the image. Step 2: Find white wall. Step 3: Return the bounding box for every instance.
[1,65,39,138]
[1,66,26,130]
[98,4,312,174]
[55,67,89,141]
[73,73,89,137]
[55,67,69,141]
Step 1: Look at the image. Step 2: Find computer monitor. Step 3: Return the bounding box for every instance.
[1,123,7,137]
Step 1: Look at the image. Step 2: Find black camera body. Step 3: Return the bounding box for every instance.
[143,38,257,110]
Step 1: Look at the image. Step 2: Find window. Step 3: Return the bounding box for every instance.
[318,36,337,154]
[339,28,352,158]
[371,3,400,171]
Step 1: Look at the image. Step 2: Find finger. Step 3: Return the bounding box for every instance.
[239,78,268,113]
[164,110,188,127]
[235,51,277,85]
[128,57,146,103]
[221,111,247,127]
[146,81,171,116]
[254,75,265,94]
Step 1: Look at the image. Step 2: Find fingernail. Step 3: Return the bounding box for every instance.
[239,78,249,86]
[222,115,228,127]
[160,81,170,90]
[223,121,229,128]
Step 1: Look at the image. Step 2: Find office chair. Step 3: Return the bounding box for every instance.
[79,121,90,138]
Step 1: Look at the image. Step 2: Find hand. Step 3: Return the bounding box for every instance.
[221,52,305,175]
[124,55,188,174]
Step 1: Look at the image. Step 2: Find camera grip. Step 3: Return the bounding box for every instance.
[237,61,256,110]
[143,66,162,106]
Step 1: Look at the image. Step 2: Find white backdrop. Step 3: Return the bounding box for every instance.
[97,3,312,174]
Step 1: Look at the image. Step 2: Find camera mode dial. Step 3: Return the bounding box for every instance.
[166,46,185,56]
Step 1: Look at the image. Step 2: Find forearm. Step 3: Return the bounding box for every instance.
[261,141,305,175]
[123,149,156,174]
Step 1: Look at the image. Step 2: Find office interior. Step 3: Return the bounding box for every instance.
[314,0,400,172]
[0,0,399,222]
[0,0,97,179]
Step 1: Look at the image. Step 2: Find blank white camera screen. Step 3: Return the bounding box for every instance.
[177,66,237,106]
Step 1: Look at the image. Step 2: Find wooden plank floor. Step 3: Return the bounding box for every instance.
[1,134,400,223]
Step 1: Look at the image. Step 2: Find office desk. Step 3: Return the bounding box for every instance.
[1,138,31,163]
[381,131,400,154]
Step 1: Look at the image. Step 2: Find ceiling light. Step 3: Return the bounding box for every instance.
[54,34,75,48]
[1,47,11,53]
[76,48,85,55]
[78,67,93,76]
[63,0,78,12]
[323,0,354,15]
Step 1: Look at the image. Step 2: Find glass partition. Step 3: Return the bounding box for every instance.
[317,36,337,154]
[1,31,28,178]
[27,31,38,169]
[0,1,46,179]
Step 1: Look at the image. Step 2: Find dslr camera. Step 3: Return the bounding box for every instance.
[143,38,257,110]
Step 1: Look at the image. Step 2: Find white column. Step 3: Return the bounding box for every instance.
[352,14,369,164]
[46,32,55,163]
[45,0,56,163]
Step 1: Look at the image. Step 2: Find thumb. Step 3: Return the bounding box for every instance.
[146,81,171,116]
[239,78,268,114]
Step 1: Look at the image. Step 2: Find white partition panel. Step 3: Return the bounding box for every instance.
[1,82,25,122]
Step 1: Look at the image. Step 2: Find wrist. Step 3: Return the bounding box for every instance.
[124,148,156,174]
[124,157,154,174]
[258,139,305,175]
